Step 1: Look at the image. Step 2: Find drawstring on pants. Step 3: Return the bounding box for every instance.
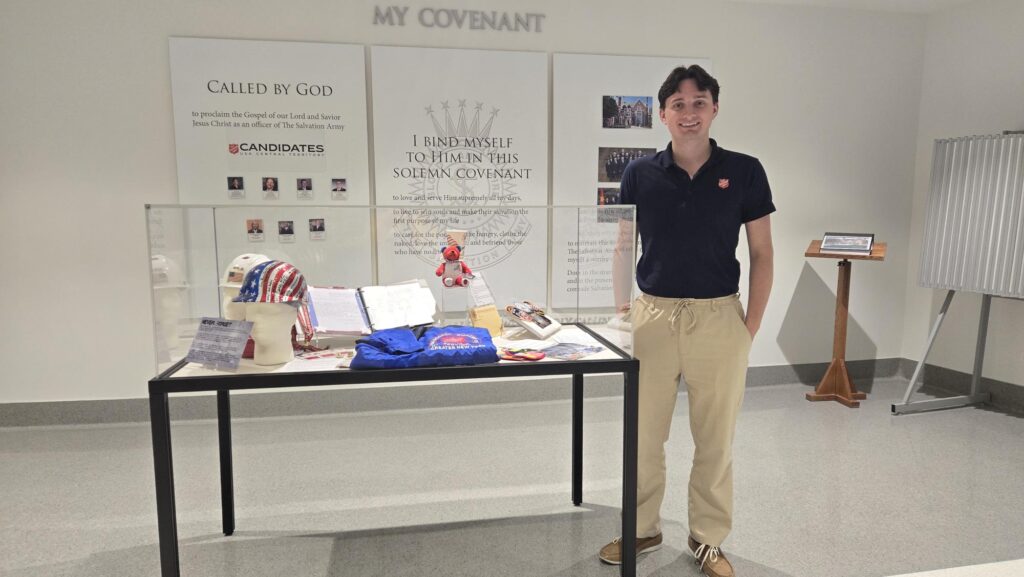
[668,300,694,334]
[663,297,720,335]
[642,294,731,334]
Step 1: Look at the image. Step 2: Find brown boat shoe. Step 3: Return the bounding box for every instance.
[598,533,663,565]
[687,535,735,577]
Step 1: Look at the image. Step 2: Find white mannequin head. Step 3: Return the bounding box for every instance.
[245,302,298,365]
[151,255,187,353]
[222,295,247,321]
[153,289,184,352]
[231,259,311,365]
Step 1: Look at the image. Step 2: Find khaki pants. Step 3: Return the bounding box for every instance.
[633,293,751,547]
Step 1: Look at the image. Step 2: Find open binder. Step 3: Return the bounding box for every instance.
[306,280,436,335]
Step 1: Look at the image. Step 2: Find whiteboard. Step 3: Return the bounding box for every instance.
[919,134,1024,298]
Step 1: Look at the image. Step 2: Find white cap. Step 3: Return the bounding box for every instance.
[221,253,270,288]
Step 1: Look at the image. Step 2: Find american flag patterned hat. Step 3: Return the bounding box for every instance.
[234,260,314,342]
[233,260,308,304]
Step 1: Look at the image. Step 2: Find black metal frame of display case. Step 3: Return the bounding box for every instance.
[148,323,639,577]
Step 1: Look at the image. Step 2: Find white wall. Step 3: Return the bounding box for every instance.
[900,0,1024,386]
[0,0,926,403]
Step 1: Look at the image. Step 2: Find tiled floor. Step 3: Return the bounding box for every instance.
[2,378,1022,577]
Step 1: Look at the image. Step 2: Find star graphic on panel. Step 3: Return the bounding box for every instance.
[458,99,467,108]
[491,107,500,116]
[441,100,450,111]
[425,106,434,115]
[475,102,483,111]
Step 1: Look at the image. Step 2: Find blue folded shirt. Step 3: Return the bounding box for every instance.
[358,327,424,354]
[350,326,498,370]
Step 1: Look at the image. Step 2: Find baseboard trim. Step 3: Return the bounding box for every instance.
[2,358,1019,427]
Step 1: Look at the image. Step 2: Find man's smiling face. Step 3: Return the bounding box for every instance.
[660,78,718,142]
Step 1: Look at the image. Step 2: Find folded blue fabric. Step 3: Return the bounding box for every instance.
[417,326,499,367]
[358,327,424,354]
[350,326,498,370]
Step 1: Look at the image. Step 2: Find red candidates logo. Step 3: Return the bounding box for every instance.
[718,178,730,189]
[228,144,240,155]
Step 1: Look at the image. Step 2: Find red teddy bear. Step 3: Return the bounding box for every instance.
[436,244,473,287]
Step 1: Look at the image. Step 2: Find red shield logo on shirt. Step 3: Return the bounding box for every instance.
[718,178,730,189]
[228,143,240,155]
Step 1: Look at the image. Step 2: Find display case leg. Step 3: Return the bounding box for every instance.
[621,367,639,577]
[150,391,180,577]
[571,374,583,506]
[217,390,235,536]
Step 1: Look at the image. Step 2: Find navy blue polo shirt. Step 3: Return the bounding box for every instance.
[620,139,775,299]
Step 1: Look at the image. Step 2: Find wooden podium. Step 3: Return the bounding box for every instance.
[804,240,886,408]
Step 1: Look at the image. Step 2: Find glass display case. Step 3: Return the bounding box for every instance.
[146,204,636,374]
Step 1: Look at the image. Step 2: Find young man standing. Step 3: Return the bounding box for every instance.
[600,65,775,577]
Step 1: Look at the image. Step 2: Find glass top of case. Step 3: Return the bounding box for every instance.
[147,205,636,375]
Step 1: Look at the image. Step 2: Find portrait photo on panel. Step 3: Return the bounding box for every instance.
[331,178,348,201]
[262,176,279,200]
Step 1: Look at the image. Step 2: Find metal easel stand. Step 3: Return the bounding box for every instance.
[892,290,992,415]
